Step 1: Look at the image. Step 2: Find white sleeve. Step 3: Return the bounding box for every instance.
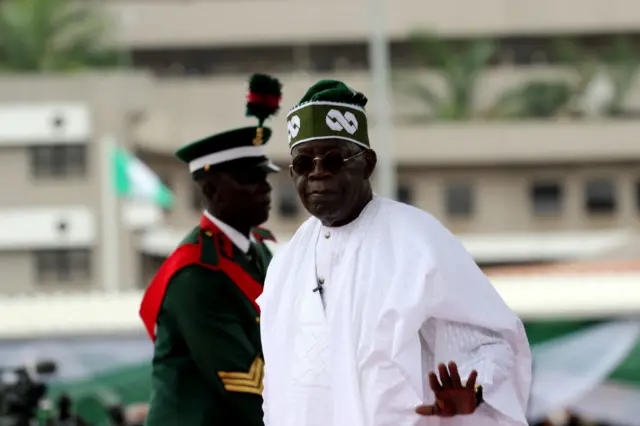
[418,225,532,426]
[421,319,527,425]
[360,223,531,426]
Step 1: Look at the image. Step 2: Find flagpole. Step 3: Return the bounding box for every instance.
[100,136,120,293]
[368,0,397,199]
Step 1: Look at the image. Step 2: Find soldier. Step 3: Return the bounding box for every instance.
[139,74,282,426]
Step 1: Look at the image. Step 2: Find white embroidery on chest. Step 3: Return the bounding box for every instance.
[292,324,330,386]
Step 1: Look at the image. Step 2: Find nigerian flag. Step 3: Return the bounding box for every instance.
[112,146,174,208]
[526,320,640,425]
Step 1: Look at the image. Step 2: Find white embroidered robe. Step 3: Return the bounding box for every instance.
[258,195,532,426]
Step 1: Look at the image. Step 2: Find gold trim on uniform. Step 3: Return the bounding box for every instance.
[218,356,264,395]
[252,128,264,146]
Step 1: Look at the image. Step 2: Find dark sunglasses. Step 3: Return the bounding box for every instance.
[290,150,367,175]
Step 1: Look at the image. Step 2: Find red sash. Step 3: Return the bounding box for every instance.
[139,216,266,342]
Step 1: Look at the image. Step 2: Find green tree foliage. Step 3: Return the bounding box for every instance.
[600,36,639,116]
[398,32,497,121]
[0,0,128,72]
[400,32,639,120]
[494,37,639,119]
[491,81,574,119]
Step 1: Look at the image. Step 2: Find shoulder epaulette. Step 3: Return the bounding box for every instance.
[251,227,277,243]
[198,228,224,267]
[178,226,201,246]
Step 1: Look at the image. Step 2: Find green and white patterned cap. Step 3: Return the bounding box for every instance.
[286,80,369,152]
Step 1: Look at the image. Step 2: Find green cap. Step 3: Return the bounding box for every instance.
[286,79,369,152]
[176,73,283,178]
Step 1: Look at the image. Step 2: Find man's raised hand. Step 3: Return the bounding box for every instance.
[415,362,479,417]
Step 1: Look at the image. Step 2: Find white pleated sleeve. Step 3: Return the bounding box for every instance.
[360,222,532,426]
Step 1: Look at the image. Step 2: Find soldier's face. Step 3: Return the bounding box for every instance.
[210,168,272,227]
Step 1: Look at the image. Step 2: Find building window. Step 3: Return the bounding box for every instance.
[30,145,87,178]
[397,184,413,205]
[585,179,617,214]
[34,249,91,283]
[277,183,299,218]
[530,181,563,214]
[445,183,474,217]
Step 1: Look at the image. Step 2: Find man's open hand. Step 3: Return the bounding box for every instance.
[415,362,478,417]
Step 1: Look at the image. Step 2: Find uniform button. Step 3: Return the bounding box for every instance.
[324,231,331,238]
[318,277,325,284]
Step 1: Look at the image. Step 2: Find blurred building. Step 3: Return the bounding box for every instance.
[1,0,640,293]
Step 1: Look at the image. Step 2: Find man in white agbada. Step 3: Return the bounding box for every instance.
[258,80,532,426]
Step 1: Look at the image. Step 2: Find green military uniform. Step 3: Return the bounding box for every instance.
[139,74,282,426]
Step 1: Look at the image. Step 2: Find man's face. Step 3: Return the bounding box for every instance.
[207,167,272,227]
[290,139,375,226]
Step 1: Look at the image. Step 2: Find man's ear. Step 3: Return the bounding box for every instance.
[363,149,377,179]
[289,164,294,180]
